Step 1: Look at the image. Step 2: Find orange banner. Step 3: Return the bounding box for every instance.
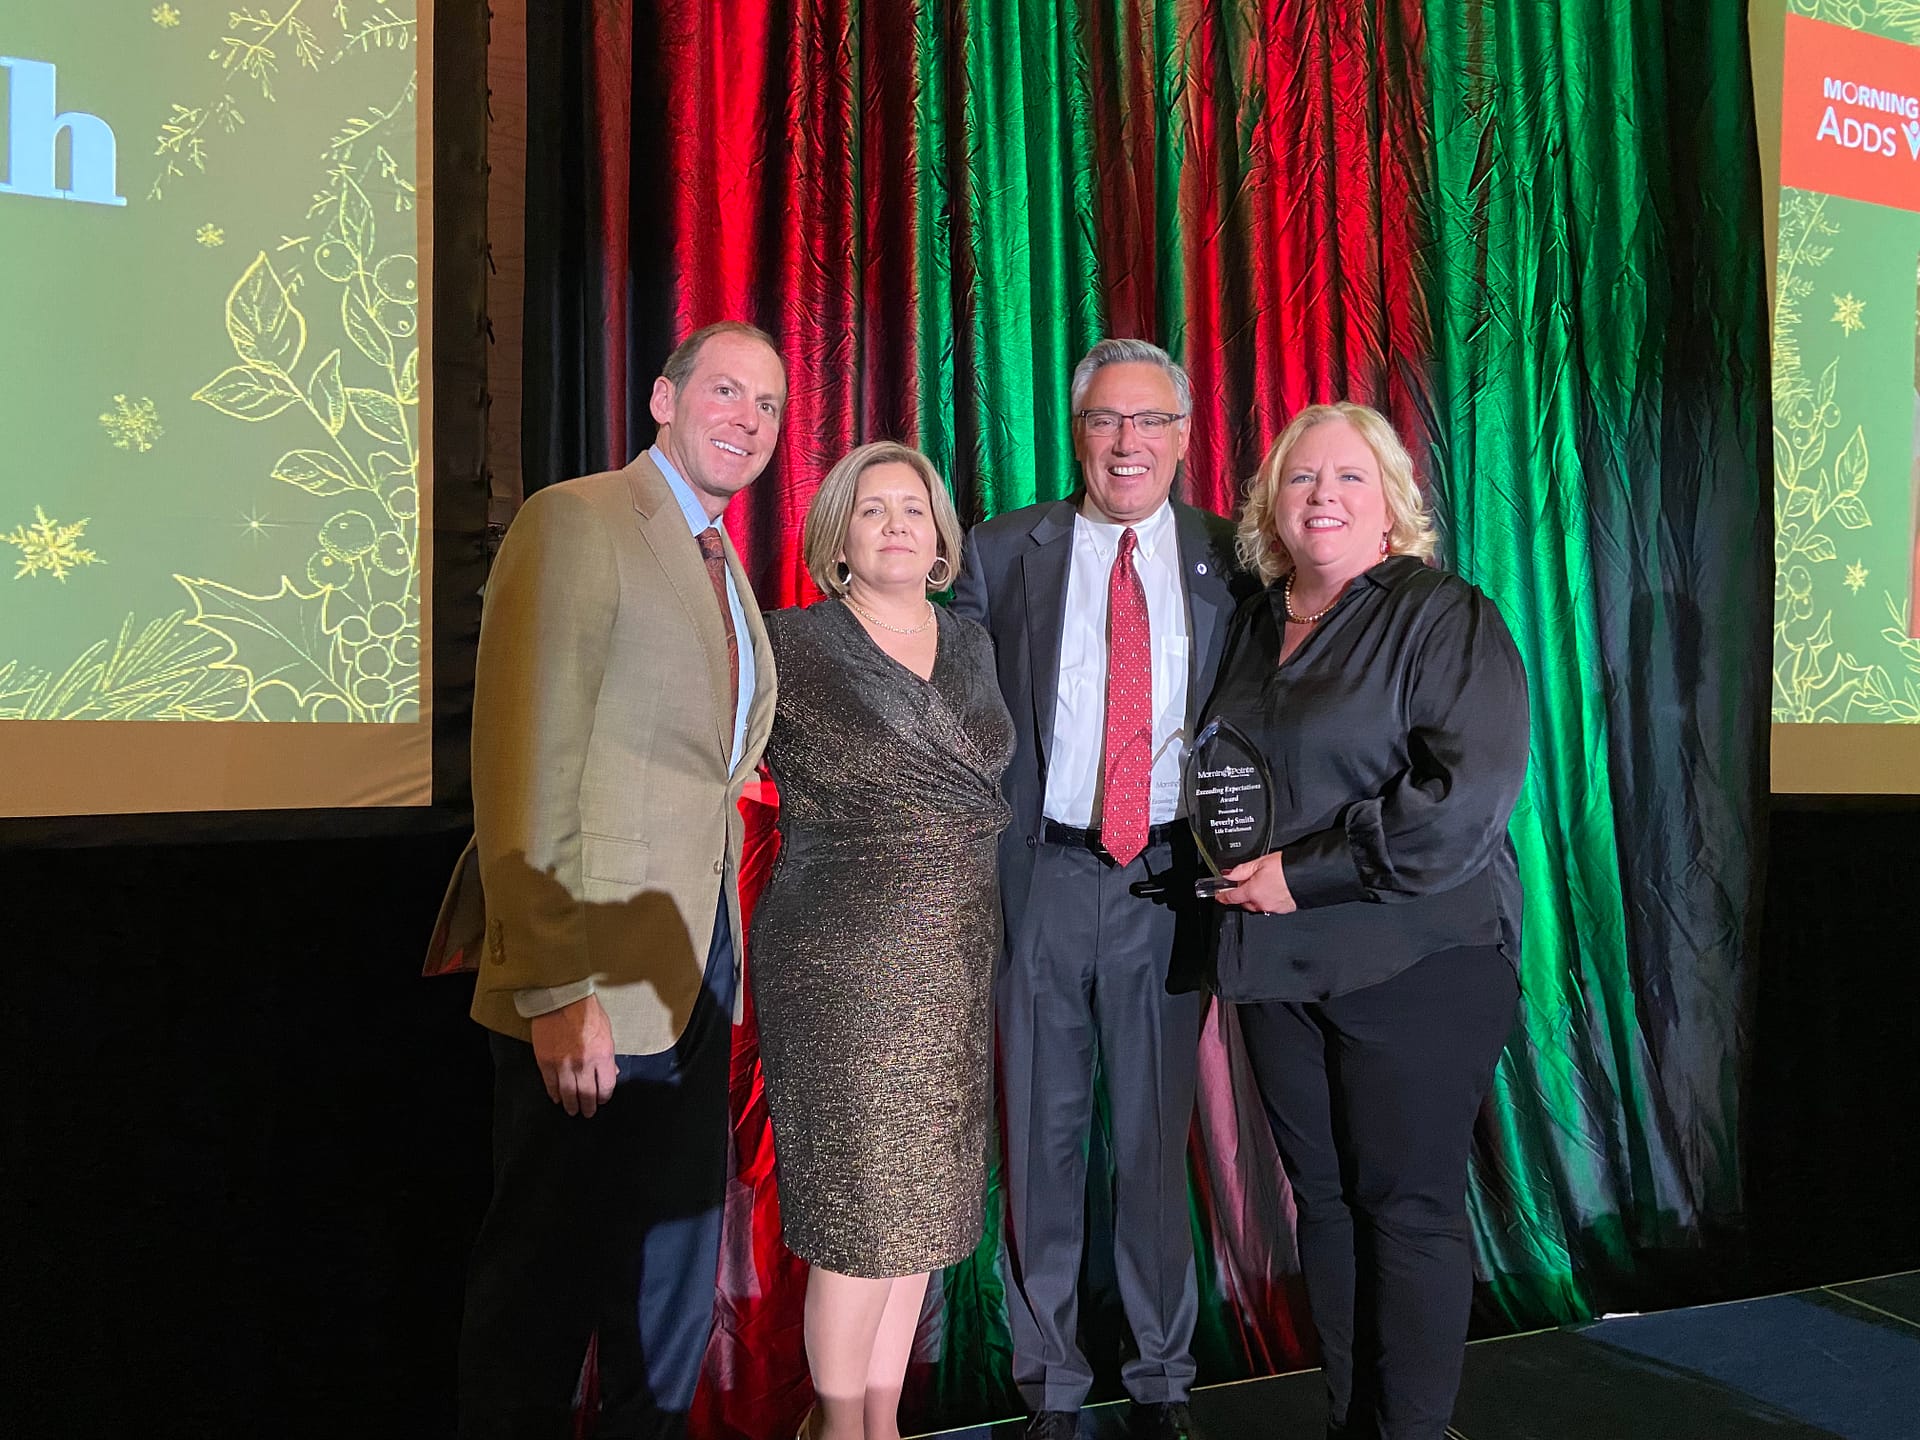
[1781,13,1920,213]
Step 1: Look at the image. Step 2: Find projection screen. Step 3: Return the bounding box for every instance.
[1755,0,1920,792]
[0,0,433,817]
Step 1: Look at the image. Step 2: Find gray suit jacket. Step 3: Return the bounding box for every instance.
[429,452,775,1056]
[950,497,1255,950]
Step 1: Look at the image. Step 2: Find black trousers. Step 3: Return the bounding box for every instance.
[457,905,735,1440]
[997,834,1201,1412]
[1238,945,1518,1440]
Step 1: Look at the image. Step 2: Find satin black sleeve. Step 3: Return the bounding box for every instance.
[1284,584,1530,908]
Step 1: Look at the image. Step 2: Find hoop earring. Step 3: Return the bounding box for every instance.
[926,555,953,589]
[834,561,852,591]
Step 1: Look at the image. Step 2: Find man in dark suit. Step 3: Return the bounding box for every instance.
[952,339,1254,1440]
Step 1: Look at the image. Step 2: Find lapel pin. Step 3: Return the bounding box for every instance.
[1195,562,1208,575]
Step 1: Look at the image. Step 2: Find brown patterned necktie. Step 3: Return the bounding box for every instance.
[697,526,740,719]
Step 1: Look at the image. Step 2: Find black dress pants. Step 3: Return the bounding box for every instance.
[457,904,735,1440]
[1238,945,1518,1440]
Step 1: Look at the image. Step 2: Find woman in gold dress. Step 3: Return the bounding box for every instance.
[750,441,1013,1440]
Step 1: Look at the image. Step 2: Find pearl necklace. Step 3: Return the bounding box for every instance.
[845,595,937,635]
[1283,571,1339,625]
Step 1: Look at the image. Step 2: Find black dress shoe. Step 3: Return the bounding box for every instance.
[1026,1411,1079,1440]
[1128,1401,1201,1440]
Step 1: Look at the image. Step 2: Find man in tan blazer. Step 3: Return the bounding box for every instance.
[455,322,785,1440]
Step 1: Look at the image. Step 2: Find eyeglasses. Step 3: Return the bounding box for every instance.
[1075,408,1187,437]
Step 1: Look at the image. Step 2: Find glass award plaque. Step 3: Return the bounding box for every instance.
[1184,717,1276,897]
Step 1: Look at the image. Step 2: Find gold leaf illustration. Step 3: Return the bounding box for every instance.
[343,287,394,366]
[1832,495,1871,530]
[194,364,302,420]
[1831,424,1868,498]
[1791,613,1836,694]
[307,348,347,435]
[347,387,406,445]
[1803,534,1838,564]
[118,3,426,728]
[226,252,307,374]
[1816,358,1838,410]
[272,449,359,496]
[338,173,377,260]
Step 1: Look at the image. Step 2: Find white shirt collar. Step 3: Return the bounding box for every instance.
[1073,496,1175,561]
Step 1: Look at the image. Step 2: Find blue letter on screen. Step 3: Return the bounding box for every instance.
[0,57,128,207]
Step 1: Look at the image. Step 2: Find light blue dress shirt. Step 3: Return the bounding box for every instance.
[651,445,756,771]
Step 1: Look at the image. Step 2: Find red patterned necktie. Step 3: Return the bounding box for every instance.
[1101,526,1152,865]
[698,526,740,719]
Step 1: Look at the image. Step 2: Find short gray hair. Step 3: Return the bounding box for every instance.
[1069,338,1192,415]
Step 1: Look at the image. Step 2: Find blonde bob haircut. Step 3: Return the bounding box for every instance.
[803,440,966,597]
[1237,401,1438,585]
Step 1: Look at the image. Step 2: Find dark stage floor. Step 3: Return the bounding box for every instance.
[920,1271,1920,1440]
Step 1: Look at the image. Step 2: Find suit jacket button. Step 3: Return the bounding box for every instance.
[712,858,725,875]
[1026,834,1037,848]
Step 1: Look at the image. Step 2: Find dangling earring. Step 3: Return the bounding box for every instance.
[834,560,852,590]
[1379,531,1391,559]
[926,555,953,590]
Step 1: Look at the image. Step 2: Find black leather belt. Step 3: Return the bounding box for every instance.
[1042,819,1183,857]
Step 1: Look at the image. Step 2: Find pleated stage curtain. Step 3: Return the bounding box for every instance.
[520,2,1770,1434]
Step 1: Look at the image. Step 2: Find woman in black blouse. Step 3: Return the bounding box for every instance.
[1205,402,1529,1440]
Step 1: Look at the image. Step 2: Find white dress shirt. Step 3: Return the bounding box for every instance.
[1043,498,1191,828]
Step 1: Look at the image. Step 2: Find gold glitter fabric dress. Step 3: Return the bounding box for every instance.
[750,599,1013,1277]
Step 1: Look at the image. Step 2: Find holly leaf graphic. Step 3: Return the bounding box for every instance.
[226,252,306,374]
[175,574,354,717]
[194,365,301,421]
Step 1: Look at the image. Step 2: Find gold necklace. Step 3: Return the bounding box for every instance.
[1283,571,1339,625]
[844,595,936,635]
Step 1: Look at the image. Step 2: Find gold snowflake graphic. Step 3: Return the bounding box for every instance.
[1832,292,1866,334]
[3,508,104,582]
[196,223,225,247]
[1844,561,1869,594]
[152,4,181,26]
[99,395,164,453]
